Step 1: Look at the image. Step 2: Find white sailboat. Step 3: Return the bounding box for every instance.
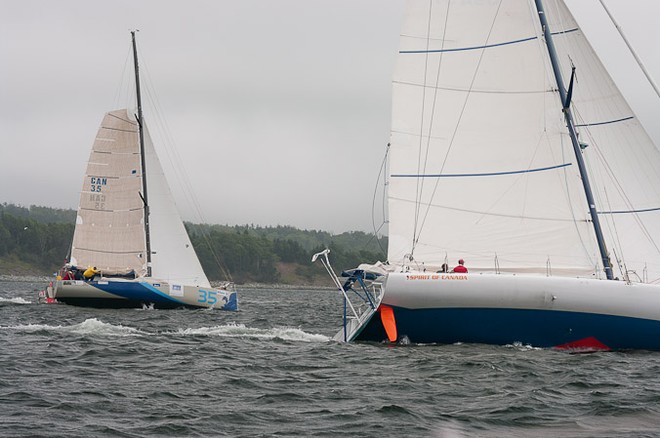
[42,32,237,310]
[315,0,660,350]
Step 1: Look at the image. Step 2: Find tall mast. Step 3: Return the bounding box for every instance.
[131,30,152,277]
[534,0,613,280]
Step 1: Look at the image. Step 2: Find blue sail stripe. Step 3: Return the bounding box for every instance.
[391,162,571,178]
[575,116,634,127]
[400,28,578,54]
[600,206,660,215]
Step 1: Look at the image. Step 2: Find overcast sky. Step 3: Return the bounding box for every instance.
[1,0,659,233]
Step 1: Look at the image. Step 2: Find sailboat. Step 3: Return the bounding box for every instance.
[42,32,237,310]
[314,0,660,350]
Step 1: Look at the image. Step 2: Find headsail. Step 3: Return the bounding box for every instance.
[545,1,660,282]
[144,123,211,287]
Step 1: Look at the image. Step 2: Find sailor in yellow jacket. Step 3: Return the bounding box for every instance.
[83,266,100,281]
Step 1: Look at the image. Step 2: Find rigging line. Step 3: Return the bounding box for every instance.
[598,0,660,100]
[371,143,389,257]
[530,2,600,270]
[601,186,627,280]
[413,0,452,255]
[393,80,551,94]
[139,52,233,282]
[412,0,436,254]
[112,46,133,111]
[415,0,504,242]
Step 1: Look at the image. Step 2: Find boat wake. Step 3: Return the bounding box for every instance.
[1,319,329,343]
[0,296,32,305]
[1,318,146,337]
[170,323,330,343]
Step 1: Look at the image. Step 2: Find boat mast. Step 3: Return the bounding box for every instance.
[534,0,613,280]
[131,30,152,277]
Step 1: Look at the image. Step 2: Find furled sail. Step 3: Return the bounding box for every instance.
[387,0,660,280]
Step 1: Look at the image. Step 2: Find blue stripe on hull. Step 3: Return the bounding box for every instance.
[93,282,185,306]
[355,307,660,350]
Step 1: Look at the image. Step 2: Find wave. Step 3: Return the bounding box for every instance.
[1,318,146,337]
[171,323,329,343]
[2,319,328,343]
[0,296,32,305]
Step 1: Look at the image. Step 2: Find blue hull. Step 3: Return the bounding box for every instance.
[355,306,660,350]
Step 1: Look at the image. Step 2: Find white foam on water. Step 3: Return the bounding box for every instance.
[0,296,32,304]
[171,323,330,343]
[2,318,146,337]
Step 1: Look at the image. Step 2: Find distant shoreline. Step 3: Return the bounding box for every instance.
[0,275,334,291]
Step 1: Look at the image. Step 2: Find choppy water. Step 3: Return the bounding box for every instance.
[2,280,660,437]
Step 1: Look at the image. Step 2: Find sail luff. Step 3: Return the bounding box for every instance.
[534,0,613,280]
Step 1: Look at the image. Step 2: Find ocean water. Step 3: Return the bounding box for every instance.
[2,280,660,437]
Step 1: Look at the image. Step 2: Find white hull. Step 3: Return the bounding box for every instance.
[341,273,660,350]
[44,277,237,310]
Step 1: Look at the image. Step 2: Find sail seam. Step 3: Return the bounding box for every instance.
[392,162,571,178]
[400,28,578,54]
[101,126,138,133]
[393,80,551,94]
[389,196,579,222]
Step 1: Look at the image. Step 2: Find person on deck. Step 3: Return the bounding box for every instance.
[452,259,468,273]
[83,266,100,281]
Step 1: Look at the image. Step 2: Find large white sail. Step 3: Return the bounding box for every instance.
[545,0,660,282]
[387,0,660,280]
[70,109,147,275]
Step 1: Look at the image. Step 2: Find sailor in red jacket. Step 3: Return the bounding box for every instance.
[453,259,468,273]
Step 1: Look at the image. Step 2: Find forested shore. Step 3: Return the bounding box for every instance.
[0,203,387,285]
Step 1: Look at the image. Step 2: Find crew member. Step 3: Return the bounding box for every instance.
[453,259,468,273]
[83,266,100,281]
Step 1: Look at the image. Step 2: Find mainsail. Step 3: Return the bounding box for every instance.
[70,110,147,276]
[387,0,660,281]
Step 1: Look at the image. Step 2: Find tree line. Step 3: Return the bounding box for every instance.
[0,203,387,283]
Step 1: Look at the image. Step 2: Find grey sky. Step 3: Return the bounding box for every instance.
[1,0,658,233]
